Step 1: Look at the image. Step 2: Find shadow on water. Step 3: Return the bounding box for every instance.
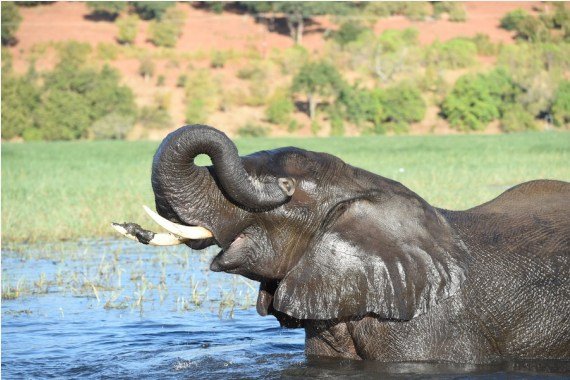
[2,240,569,379]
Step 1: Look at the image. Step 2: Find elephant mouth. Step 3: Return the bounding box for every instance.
[258,280,303,328]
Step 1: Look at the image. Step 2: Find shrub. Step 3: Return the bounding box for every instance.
[116,15,139,45]
[1,74,40,139]
[237,122,269,138]
[433,2,467,22]
[329,21,368,48]
[56,41,92,67]
[515,15,551,42]
[184,70,220,124]
[327,106,345,136]
[271,45,309,75]
[401,2,431,21]
[132,2,175,20]
[210,51,227,68]
[96,42,119,60]
[90,113,135,140]
[470,33,498,56]
[442,69,516,131]
[2,2,21,46]
[500,9,529,31]
[310,121,321,135]
[138,106,173,130]
[149,20,179,47]
[287,119,300,133]
[551,80,570,127]
[500,104,538,132]
[176,74,187,88]
[424,38,477,69]
[86,2,126,20]
[148,6,185,47]
[237,63,268,81]
[138,56,155,81]
[156,75,165,86]
[383,82,426,124]
[265,90,294,125]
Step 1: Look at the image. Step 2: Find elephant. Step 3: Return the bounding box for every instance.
[113,124,570,363]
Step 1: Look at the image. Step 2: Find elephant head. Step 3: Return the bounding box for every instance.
[115,125,468,325]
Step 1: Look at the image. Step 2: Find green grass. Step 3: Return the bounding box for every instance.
[2,132,569,243]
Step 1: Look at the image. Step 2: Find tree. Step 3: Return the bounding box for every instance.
[131,1,175,20]
[86,2,126,20]
[2,2,22,46]
[328,20,368,48]
[292,61,344,120]
[500,8,529,31]
[241,2,355,45]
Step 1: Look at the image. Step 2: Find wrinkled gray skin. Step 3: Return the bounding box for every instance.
[150,125,570,363]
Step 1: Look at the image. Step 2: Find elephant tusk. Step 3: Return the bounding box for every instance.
[111,223,189,246]
[142,205,213,240]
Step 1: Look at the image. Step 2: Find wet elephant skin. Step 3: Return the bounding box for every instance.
[149,125,570,363]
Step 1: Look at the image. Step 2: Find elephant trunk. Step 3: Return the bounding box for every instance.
[151,125,290,215]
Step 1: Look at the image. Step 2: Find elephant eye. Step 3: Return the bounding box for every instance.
[321,199,355,230]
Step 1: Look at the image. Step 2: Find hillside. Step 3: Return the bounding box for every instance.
[5,1,565,139]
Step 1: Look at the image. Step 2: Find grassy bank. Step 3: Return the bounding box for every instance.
[3,132,569,243]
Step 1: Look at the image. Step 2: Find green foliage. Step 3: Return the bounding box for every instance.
[470,33,498,56]
[1,74,40,139]
[56,41,92,67]
[138,106,172,130]
[86,2,126,19]
[424,38,477,69]
[116,15,139,45]
[329,21,368,48]
[90,113,135,140]
[184,70,220,124]
[271,45,309,75]
[500,8,529,31]
[382,82,426,125]
[138,56,155,80]
[156,75,165,86]
[498,43,569,116]
[176,74,187,88]
[148,7,186,47]
[237,64,267,80]
[327,106,345,136]
[242,2,357,44]
[149,21,178,47]
[500,104,538,132]
[4,63,136,141]
[515,15,551,42]
[292,61,344,119]
[364,2,431,21]
[265,89,294,125]
[131,1,175,20]
[287,119,300,133]
[433,2,467,22]
[551,80,570,127]
[2,2,22,46]
[210,51,228,68]
[237,122,269,138]
[96,42,119,60]
[442,69,517,131]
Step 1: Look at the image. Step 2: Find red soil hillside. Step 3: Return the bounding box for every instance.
[8,2,541,138]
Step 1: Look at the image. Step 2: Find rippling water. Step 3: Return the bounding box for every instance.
[2,241,569,379]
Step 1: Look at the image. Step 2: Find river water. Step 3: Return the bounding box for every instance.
[2,241,569,379]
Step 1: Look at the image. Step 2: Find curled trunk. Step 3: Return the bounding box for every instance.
[151,125,291,215]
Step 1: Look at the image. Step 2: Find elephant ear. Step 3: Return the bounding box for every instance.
[273,194,468,321]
